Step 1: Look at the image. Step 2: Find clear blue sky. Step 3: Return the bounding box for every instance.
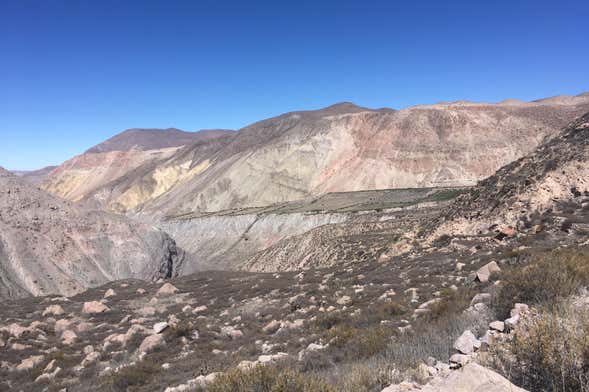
[1,0,588,170]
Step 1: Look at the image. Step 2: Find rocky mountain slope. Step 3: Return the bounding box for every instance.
[85,128,234,154]
[0,168,183,299]
[426,110,589,241]
[42,94,589,217]
[11,166,57,185]
[42,128,233,203]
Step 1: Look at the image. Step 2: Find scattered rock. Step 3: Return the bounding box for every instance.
[82,301,110,314]
[139,334,166,354]
[453,330,480,355]
[156,283,179,296]
[104,288,116,298]
[476,261,501,283]
[154,322,169,334]
[42,304,65,317]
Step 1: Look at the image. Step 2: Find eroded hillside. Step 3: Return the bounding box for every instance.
[42,94,589,217]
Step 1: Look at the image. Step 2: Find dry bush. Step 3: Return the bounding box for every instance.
[491,302,589,392]
[99,359,160,391]
[205,364,335,392]
[494,249,589,318]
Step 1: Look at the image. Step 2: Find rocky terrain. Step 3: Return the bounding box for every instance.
[2,111,589,391]
[0,168,184,299]
[42,94,589,217]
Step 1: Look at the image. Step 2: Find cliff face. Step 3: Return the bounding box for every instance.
[0,168,183,299]
[42,94,589,217]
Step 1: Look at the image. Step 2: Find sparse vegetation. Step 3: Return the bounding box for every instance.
[206,364,335,392]
[491,301,589,392]
[493,249,589,318]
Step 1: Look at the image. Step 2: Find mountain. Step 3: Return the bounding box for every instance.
[0,167,183,299]
[45,93,589,217]
[85,128,234,153]
[11,165,57,185]
[42,128,233,202]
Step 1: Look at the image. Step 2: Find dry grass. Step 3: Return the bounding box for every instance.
[205,364,335,392]
[490,301,589,392]
[493,249,589,318]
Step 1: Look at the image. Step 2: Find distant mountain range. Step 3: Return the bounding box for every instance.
[39,93,589,217]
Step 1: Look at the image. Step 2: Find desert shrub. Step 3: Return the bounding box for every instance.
[491,303,589,392]
[361,301,407,325]
[314,312,345,330]
[168,323,192,339]
[325,359,397,392]
[326,325,392,362]
[100,359,160,391]
[206,365,335,392]
[493,249,589,318]
[425,286,478,321]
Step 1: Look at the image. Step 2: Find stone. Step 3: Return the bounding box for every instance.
[453,330,480,354]
[82,301,110,314]
[504,314,520,330]
[449,353,471,368]
[476,261,501,282]
[138,334,166,354]
[510,303,529,317]
[258,352,289,364]
[42,304,65,317]
[336,295,353,305]
[154,322,169,334]
[192,305,208,314]
[418,298,441,309]
[263,320,281,334]
[489,321,505,332]
[156,283,179,296]
[61,330,78,345]
[16,355,45,371]
[81,351,101,367]
[470,293,491,306]
[35,367,61,383]
[104,288,116,298]
[420,362,528,391]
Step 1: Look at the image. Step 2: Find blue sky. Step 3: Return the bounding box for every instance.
[1,0,588,170]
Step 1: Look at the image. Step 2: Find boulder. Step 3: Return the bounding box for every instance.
[476,261,501,283]
[420,362,528,391]
[156,283,179,296]
[16,355,45,371]
[489,321,505,332]
[42,304,65,317]
[453,330,480,354]
[82,301,110,314]
[138,334,166,354]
